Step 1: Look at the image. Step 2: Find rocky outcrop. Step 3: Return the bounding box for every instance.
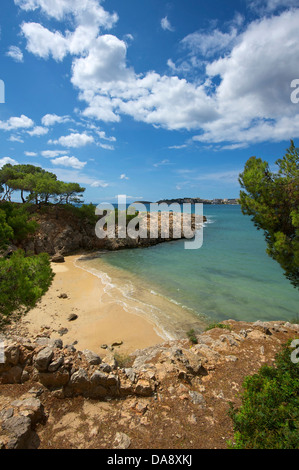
[0,397,45,449]
[0,336,156,401]
[19,207,206,256]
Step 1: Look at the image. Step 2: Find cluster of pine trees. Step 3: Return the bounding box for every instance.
[0,163,85,205]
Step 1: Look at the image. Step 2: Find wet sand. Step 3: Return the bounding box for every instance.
[21,255,167,356]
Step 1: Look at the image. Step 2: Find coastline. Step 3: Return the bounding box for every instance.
[18,252,206,357]
[19,254,167,356]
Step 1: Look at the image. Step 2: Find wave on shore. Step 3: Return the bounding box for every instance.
[74,253,209,341]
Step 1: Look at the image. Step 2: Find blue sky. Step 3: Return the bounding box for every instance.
[1,0,299,203]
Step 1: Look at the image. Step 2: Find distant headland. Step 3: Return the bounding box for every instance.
[134,198,239,205]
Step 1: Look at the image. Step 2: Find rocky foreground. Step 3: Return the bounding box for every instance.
[0,319,298,449]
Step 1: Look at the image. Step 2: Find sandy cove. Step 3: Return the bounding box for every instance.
[20,255,167,357]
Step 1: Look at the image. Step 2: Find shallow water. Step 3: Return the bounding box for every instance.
[81,205,298,333]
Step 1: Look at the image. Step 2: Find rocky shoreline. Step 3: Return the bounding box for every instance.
[1,319,298,449]
[16,207,206,256]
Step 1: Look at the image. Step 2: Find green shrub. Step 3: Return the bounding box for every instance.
[205,322,232,332]
[113,351,134,369]
[63,203,98,225]
[0,209,14,249]
[0,202,37,243]
[228,342,299,449]
[186,329,198,344]
[0,250,54,321]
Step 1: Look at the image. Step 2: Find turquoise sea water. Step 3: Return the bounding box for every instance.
[94,205,298,324]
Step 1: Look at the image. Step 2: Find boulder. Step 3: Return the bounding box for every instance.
[51,253,65,263]
[34,347,54,372]
[38,369,69,388]
[90,371,109,386]
[1,415,32,449]
[35,338,63,349]
[4,344,20,366]
[83,350,101,365]
[48,355,64,372]
[11,398,44,424]
[135,379,153,397]
[69,368,90,393]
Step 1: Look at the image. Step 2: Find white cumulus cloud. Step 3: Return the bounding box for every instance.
[6,46,24,62]
[27,126,49,136]
[0,115,34,131]
[41,114,70,126]
[50,155,87,169]
[49,132,94,147]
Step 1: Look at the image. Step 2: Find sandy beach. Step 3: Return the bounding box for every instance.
[20,255,167,357]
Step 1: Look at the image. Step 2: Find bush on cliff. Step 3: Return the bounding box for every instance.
[0,202,37,245]
[229,342,299,449]
[0,250,54,321]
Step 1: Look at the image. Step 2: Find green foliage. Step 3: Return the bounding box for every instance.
[239,140,299,288]
[205,323,232,331]
[0,209,14,248]
[0,202,38,243]
[63,203,98,224]
[0,163,85,206]
[229,343,299,449]
[186,329,198,344]
[0,250,54,320]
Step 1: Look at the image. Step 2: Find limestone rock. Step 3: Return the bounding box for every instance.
[99,363,112,373]
[51,253,65,263]
[11,398,44,424]
[34,347,54,372]
[83,350,101,365]
[4,344,20,365]
[253,321,272,335]
[70,368,90,393]
[135,379,153,397]
[113,432,131,449]
[38,369,70,388]
[48,355,64,372]
[189,391,206,408]
[1,415,32,449]
[35,337,63,349]
[124,368,136,383]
